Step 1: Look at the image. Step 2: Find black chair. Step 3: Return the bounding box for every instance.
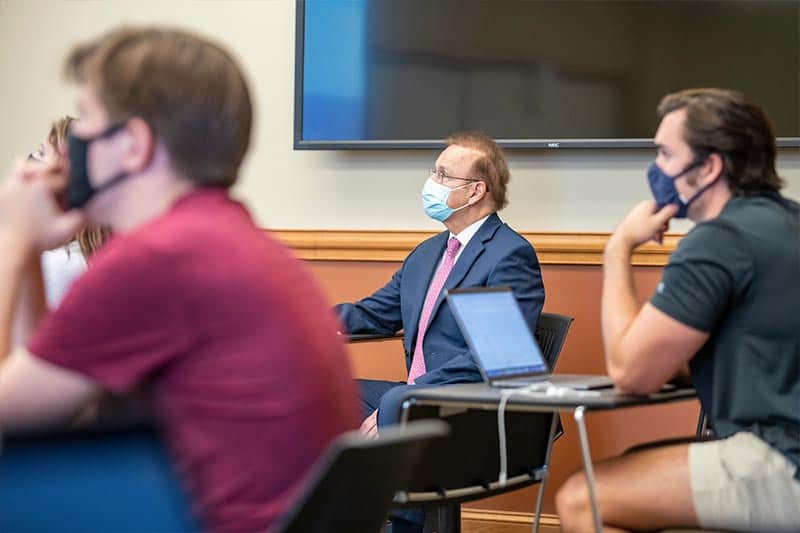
[395,403,556,533]
[696,407,715,438]
[535,311,575,370]
[391,312,575,533]
[343,312,575,533]
[625,398,713,457]
[272,420,450,533]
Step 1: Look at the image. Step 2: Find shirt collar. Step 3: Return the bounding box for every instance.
[451,214,491,249]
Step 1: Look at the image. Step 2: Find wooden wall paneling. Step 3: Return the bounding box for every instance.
[274,230,681,266]
[461,510,561,532]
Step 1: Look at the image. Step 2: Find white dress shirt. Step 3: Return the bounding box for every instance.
[40,241,87,309]
[432,214,492,272]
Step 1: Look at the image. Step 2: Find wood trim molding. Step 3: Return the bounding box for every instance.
[461,509,560,532]
[272,229,681,266]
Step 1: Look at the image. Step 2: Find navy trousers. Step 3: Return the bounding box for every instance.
[358,379,440,428]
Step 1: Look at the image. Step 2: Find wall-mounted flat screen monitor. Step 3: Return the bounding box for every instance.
[295,0,800,149]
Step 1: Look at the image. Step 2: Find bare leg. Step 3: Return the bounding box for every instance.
[556,442,698,533]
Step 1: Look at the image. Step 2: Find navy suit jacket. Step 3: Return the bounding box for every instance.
[335,213,545,386]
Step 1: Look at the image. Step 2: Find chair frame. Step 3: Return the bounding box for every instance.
[394,311,575,533]
[397,404,559,533]
[344,311,575,533]
[272,420,450,533]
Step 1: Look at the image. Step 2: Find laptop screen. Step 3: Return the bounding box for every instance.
[446,288,548,380]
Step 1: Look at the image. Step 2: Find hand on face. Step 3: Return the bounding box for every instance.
[0,157,86,254]
[612,200,679,249]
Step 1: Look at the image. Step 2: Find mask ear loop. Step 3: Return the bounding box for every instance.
[466,180,490,207]
[670,155,707,182]
[446,181,477,213]
[681,152,720,208]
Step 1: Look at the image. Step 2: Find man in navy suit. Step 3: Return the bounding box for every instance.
[336,131,545,437]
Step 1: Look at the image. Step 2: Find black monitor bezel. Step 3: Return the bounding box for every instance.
[293,0,800,151]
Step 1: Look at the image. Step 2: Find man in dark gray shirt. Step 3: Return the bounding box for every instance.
[556,88,800,532]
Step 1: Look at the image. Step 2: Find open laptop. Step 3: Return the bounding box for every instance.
[445,287,614,390]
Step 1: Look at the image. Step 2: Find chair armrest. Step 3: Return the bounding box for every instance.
[341,332,404,344]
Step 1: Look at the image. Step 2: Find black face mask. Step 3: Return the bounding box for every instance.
[66,122,130,209]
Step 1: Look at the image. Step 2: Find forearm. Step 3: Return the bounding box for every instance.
[11,256,46,349]
[0,233,35,360]
[601,234,640,377]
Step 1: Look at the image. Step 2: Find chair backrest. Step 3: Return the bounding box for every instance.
[388,314,573,507]
[395,404,553,505]
[535,312,574,370]
[272,420,449,533]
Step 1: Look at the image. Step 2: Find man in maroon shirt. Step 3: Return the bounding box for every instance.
[0,27,359,531]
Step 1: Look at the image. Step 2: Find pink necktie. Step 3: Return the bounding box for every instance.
[408,237,462,384]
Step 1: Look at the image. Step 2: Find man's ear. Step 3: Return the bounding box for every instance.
[121,117,156,173]
[468,180,488,205]
[702,152,724,185]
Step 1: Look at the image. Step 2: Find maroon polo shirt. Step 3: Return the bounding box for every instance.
[29,188,359,531]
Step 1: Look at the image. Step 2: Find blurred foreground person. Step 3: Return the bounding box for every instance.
[0,26,359,531]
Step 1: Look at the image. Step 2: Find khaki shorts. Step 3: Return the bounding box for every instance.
[689,431,800,532]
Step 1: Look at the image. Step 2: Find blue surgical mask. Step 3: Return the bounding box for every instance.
[646,158,713,219]
[421,178,471,222]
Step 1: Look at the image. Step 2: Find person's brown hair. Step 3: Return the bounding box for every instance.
[64,26,252,188]
[445,131,510,210]
[74,226,111,258]
[46,116,111,258]
[47,116,73,158]
[658,88,783,195]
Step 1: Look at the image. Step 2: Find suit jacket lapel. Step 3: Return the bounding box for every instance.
[427,213,503,323]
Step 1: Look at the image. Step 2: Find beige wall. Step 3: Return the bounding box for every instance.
[1,0,798,233]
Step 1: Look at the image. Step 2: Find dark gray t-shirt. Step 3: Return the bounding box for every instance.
[651,192,800,476]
